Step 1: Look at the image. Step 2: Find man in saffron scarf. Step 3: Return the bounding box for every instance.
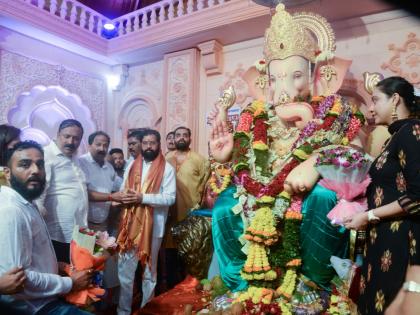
[116,129,176,315]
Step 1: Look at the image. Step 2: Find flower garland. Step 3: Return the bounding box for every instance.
[276,269,297,300]
[230,95,365,311]
[237,286,275,304]
[209,163,232,195]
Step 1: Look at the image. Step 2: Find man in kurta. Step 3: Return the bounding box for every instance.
[166,126,209,223]
[164,126,209,287]
[117,129,176,314]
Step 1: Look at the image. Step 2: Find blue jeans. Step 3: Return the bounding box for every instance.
[36,300,92,315]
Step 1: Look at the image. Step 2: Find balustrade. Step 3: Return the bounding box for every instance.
[20,0,230,39]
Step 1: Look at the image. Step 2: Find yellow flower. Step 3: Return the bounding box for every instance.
[252,140,269,150]
[293,148,309,160]
[279,191,291,200]
[251,100,265,116]
[341,137,349,146]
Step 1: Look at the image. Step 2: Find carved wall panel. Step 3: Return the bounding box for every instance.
[163,49,200,149]
[7,85,96,153]
[0,50,106,131]
[381,33,420,88]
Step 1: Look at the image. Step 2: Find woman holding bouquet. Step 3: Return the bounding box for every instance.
[344,76,420,314]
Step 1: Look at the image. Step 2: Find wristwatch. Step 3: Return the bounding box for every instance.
[403,281,420,293]
[367,210,380,223]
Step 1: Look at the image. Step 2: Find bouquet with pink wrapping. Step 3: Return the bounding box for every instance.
[315,147,372,225]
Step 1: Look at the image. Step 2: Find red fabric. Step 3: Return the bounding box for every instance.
[135,276,209,315]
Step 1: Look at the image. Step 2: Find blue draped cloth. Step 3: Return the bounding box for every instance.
[211,186,247,292]
[212,184,350,291]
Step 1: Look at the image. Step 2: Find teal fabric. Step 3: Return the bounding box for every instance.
[300,184,349,289]
[212,186,248,292]
[190,209,212,217]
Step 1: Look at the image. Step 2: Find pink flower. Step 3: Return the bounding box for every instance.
[95,231,117,250]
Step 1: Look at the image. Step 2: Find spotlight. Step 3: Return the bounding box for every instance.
[101,22,117,39]
[103,23,115,31]
[106,75,120,90]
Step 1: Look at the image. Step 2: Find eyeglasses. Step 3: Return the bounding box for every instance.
[141,141,158,146]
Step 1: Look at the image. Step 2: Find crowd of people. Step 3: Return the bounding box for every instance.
[0,121,208,315]
[0,76,418,315]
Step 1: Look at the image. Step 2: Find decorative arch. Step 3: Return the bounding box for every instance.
[7,85,96,153]
[118,92,161,153]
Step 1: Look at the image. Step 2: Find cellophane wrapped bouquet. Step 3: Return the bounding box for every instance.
[64,226,117,306]
[315,147,373,225]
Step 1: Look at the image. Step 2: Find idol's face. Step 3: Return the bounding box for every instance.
[269,55,311,105]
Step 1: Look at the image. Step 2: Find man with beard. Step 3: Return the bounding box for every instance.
[79,131,129,231]
[165,126,209,239]
[35,119,88,263]
[108,148,126,181]
[163,127,209,288]
[116,129,175,314]
[0,141,92,315]
[165,131,176,154]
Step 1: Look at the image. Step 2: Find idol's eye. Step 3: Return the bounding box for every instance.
[293,72,303,79]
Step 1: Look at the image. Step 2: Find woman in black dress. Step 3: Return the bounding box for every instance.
[344,76,420,315]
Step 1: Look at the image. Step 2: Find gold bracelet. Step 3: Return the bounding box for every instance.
[403,281,420,293]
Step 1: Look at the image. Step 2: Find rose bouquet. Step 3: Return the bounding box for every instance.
[64,226,117,306]
[315,147,372,225]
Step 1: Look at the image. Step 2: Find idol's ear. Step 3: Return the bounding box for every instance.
[243,66,268,102]
[313,57,352,96]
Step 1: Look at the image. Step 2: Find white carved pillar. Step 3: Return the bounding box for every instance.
[38,0,45,10]
[150,9,157,25]
[187,0,194,14]
[60,1,67,18]
[118,20,124,36]
[168,2,175,19]
[163,49,200,151]
[69,4,77,24]
[79,8,87,29]
[50,0,57,14]
[134,14,140,31]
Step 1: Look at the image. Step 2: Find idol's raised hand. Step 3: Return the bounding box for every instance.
[209,120,233,163]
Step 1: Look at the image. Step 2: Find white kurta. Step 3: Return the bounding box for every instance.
[0,186,73,314]
[35,141,89,243]
[117,158,176,314]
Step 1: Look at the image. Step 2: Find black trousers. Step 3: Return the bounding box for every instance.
[51,240,70,264]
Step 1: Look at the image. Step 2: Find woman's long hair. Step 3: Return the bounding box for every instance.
[0,124,21,166]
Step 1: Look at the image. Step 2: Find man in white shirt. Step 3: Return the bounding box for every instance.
[35,119,88,263]
[79,131,127,232]
[116,129,176,314]
[0,141,92,315]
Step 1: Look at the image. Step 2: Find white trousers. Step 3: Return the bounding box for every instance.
[117,237,162,315]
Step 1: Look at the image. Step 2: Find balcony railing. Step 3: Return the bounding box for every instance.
[22,0,230,39]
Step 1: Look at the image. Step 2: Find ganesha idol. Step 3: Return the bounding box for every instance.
[207,3,366,301]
